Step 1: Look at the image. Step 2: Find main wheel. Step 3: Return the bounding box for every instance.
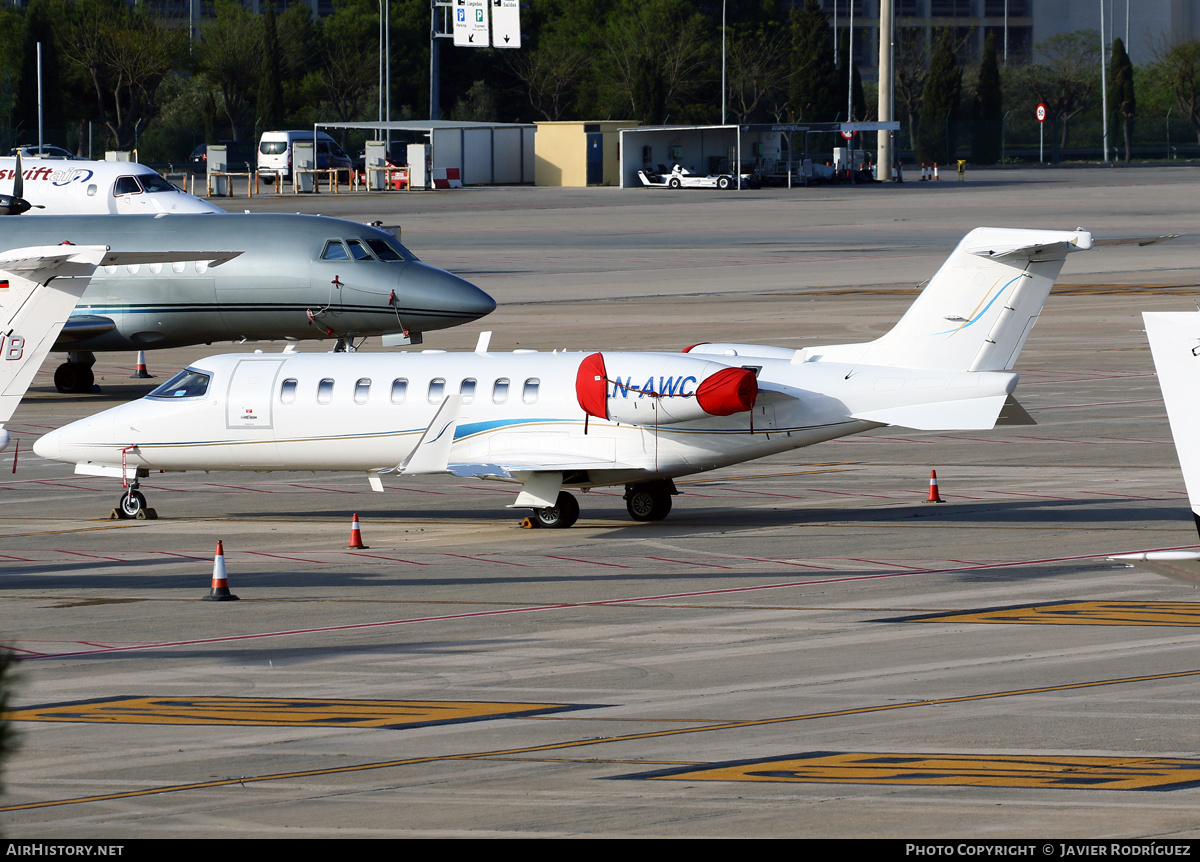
[625,485,672,522]
[53,363,94,394]
[717,175,731,190]
[668,177,681,189]
[118,490,147,519]
[533,491,580,529]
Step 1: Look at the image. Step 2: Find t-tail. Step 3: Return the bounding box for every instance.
[808,227,1093,372]
[1108,312,1200,586]
[0,245,108,436]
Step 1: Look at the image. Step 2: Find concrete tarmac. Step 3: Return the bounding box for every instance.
[4,168,1200,837]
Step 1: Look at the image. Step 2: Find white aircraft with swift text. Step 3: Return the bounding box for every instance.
[35,227,1093,522]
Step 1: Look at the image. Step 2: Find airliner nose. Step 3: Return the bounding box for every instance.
[401,262,496,331]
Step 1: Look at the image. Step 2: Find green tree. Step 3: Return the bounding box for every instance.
[916,31,962,165]
[1021,31,1099,151]
[788,0,838,122]
[15,0,64,144]
[256,4,284,131]
[197,0,263,141]
[1109,37,1136,163]
[971,32,1003,164]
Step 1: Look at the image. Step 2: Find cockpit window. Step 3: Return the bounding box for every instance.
[148,368,211,399]
[113,176,142,196]
[365,237,416,262]
[321,241,349,261]
[347,240,373,261]
[138,173,179,193]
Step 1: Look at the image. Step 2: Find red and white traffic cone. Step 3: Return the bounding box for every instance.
[130,350,153,379]
[202,540,239,601]
[348,513,369,549]
[925,470,945,503]
[933,162,940,180]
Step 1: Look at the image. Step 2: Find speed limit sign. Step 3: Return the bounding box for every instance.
[1036,103,1047,123]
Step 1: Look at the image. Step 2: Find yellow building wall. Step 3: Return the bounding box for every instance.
[535,122,639,187]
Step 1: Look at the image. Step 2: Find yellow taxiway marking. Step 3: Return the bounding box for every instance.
[7,667,1200,812]
[3,696,575,728]
[640,752,1200,790]
[912,601,1200,627]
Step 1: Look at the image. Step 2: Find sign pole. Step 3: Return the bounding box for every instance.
[1036,102,1046,164]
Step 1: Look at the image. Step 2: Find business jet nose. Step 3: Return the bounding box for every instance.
[402,262,496,331]
[33,427,63,461]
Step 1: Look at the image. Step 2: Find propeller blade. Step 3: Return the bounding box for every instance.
[13,149,22,201]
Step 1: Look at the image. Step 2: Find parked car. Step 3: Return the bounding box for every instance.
[189,141,255,173]
[9,144,85,160]
[257,130,351,183]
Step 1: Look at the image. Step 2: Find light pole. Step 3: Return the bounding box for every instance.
[721,0,726,125]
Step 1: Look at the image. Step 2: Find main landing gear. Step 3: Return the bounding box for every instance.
[526,480,679,528]
[54,351,96,394]
[624,479,677,522]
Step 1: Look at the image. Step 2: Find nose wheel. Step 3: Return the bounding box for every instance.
[114,481,156,520]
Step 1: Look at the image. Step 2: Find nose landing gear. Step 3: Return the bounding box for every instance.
[113,479,157,520]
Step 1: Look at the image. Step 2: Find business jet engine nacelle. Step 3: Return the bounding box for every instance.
[576,351,757,426]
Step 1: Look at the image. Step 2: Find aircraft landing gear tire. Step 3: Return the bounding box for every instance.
[668,177,681,189]
[625,483,673,522]
[117,489,147,519]
[54,363,94,394]
[533,491,579,529]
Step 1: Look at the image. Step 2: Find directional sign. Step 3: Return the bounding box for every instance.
[1036,103,1047,123]
[452,0,489,48]
[491,0,521,49]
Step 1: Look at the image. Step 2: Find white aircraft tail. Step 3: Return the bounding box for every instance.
[812,227,1092,372]
[1143,311,1200,539]
[0,244,108,425]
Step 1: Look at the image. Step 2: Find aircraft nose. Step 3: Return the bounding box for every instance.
[400,262,496,331]
[33,427,62,461]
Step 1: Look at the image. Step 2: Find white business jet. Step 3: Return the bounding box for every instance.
[1109,311,1200,584]
[0,155,222,215]
[35,226,1092,522]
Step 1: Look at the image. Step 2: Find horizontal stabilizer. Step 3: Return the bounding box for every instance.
[400,394,462,475]
[1109,552,1200,587]
[995,394,1036,426]
[851,393,1009,431]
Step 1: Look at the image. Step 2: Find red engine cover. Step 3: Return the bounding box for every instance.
[696,367,758,416]
[576,352,609,419]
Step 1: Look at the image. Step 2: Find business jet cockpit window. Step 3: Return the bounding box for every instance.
[347,240,373,261]
[321,241,349,261]
[365,237,417,262]
[148,368,211,400]
[113,176,142,196]
[138,174,181,193]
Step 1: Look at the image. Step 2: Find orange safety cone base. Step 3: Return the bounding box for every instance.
[203,540,239,601]
[348,513,369,549]
[924,469,945,503]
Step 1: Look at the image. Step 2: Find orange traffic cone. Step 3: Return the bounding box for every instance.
[933,162,940,180]
[202,540,239,601]
[925,470,945,503]
[130,350,153,379]
[348,513,369,549]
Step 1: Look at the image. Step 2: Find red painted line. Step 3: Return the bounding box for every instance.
[148,551,211,561]
[246,552,329,564]
[802,488,900,500]
[646,557,734,570]
[286,484,360,494]
[338,552,428,565]
[444,554,526,567]
[543,555,631,569]
[30,546,1183,662]
[0,554,36,562]
[847,558,926,570]
[57,550,123,562]
[203,484,276,493]
[740,556,835,570]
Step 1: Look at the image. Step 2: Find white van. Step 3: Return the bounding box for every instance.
[257,130,350,184]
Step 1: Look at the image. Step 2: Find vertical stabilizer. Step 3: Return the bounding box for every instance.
[812,227,1092,371]
[1143,312,1200,538]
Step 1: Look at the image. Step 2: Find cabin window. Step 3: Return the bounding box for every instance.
[492,378,510,404]
[321,241,349,261]
[347,240,373,261]
[280,378,297,404]
[86,184,97,197]
[172,261,185,274]
[522,378,540,404]
[317,378,334,404]
[427,378,445,404]
[113,176,141,196]
[148,368,211,400]
[390,378,408,404]
[354,378,371,404]
[460,378,476,404]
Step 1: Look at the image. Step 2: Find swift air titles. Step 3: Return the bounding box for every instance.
[0,214,494,393]
[36,227,1090,522]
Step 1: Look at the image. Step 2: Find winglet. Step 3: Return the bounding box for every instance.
[400,394,462,474]
[1143,311,1200,539]
[0,244,108,431]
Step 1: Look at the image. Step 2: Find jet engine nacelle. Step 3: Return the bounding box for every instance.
[576,352,757,426]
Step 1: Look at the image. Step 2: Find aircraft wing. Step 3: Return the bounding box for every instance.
[448,456,649,480]
[100,250,242,268]
[1108,552,1200,587]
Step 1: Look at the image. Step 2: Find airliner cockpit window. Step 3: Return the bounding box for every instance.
[113,176,142,196]
[365,237,417,262]
[138,174,179,193]
[148,368,211,399]
[321,241,349,261]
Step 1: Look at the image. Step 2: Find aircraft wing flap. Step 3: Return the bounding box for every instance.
[449,456,646,479]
